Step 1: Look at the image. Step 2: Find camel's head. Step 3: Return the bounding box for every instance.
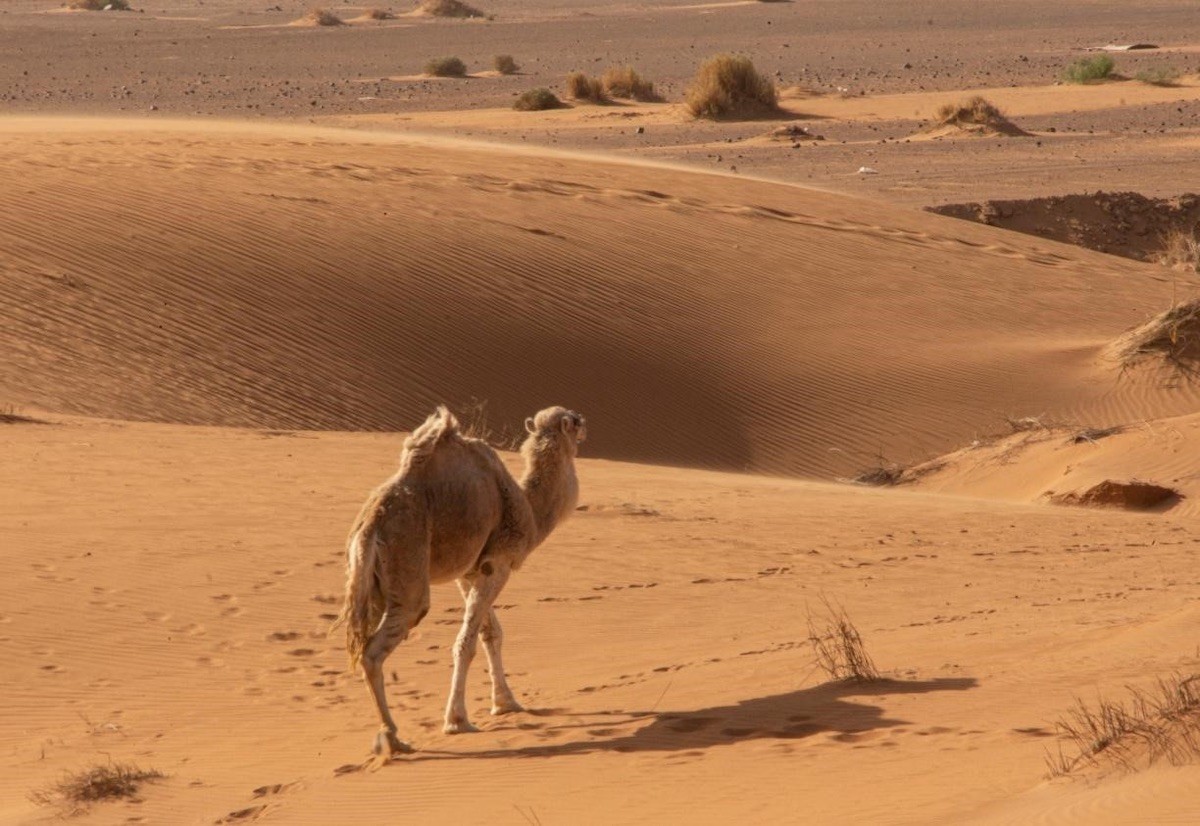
[525,406,586,453]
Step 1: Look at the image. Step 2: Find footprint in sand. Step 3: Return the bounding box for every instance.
[267,631,302,642]
[312,594,339,604]
[252,782,296,798]
[217,805,266,822]
[287,648,317,657]
[143,611,170,622]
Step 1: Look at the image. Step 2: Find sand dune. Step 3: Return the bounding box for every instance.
[3,118,1196,479]
[3,0,1200,821]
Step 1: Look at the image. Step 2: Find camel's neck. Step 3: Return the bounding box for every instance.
[519,439,578,546]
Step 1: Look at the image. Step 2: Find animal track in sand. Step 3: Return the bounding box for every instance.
[267,631,302,642]
[217,804,267,822]
[312,594,339,604]
[287,648,317,657]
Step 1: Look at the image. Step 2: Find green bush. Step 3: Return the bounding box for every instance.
[1062,54,1115,84]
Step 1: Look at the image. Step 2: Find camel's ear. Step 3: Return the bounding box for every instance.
[525,417,536,434]
[560,417,572,434]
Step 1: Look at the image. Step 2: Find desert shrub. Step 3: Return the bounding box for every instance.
[1062,54,1115,84]
[685,53,777,119]
[1160,227,1200,273]
[30,763,164,813]
[1112,298,1200,370]
[935,95,1005,127]
[513,88,562,111]
[425,56,467,77]
[364,7,394,19]
[70,0,131,8]
[601,65,659,101]
[303,7,344,24]
[1136,66,1180,87]
[493,54,518,75]
[419,0,485,17]
[807,597,881,682]
[565,71,608,103]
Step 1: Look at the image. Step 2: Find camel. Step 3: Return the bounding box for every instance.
[335,405,586,756]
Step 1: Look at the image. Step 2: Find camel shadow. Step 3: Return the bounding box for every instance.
[405,677,977,762]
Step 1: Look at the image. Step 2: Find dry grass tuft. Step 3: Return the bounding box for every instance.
[425,56,468,77]
[565,71,609,104]
[685,54,778,119]
[513,88,562,111]
[1111,299,1200,372]
[364,7,394,19]
[1046,673,1200,776]
[935,95,1004,127]
[807,597,881,682]
[600,65,660,101]
[304,7,344,24]
[493,54,518,75]
[30,763,164,813]
[419,0,485,17]
[1160,227,1200,274]
[931,96,1028,136]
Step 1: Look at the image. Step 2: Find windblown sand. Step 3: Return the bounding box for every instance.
[3,0,1200,823]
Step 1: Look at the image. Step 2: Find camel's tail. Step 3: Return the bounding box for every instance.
[332,526,383,671]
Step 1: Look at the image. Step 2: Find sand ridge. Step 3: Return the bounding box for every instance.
[4,118,1198,481]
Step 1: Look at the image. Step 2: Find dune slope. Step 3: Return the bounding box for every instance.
[1,118,1196,477]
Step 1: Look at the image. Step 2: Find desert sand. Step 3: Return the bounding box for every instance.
[2,0,1199,823]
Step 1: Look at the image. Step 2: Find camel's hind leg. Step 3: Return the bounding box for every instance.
[444,564,510,734]
[362,591,429,756]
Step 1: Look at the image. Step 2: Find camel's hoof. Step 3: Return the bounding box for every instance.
[442,719,480,735]
[373,729,414,757]
[491,700,525,716]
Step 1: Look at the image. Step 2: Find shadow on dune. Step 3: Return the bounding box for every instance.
[405,677,977,762]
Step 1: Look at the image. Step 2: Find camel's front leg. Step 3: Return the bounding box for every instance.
[444,564,510,734]
[481,608,524,715]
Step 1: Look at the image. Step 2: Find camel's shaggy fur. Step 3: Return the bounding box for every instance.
[335,405,585,756]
